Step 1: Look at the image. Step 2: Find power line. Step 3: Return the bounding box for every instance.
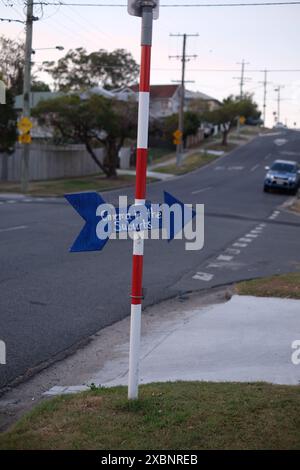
[0,16,25,23]
[152,68,300,72]
[33,2,300,7]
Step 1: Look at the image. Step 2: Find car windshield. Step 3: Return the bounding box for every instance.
[271,163,296,173]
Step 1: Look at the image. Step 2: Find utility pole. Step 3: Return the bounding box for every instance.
[234,60,251,99]
[262,70,268,126]
[274,85,284,123]
[169,33,198,166]
[259,69,271,127]
[21,0,34,193]
[233,60,250,134]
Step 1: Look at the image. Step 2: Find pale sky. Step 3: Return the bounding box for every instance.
[1,0,300,127]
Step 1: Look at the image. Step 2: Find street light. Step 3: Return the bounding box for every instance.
[31,46,64,54]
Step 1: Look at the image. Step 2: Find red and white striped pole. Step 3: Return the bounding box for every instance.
[128,3,154,400]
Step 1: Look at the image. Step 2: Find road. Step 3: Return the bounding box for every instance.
[0,129,299,390]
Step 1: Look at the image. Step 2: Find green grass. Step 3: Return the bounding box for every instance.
[148,147,174,163]
[0,174,157,197]
[153,152,218,175]
[236,272,300,299]
[204,142,237,152]
[0,382,299,450]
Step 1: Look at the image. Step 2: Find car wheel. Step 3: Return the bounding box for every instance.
[263,186,269,193]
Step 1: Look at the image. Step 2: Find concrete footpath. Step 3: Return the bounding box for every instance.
[1,288,299,430]
[45,292,300,395]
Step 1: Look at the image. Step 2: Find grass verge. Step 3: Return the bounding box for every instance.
[0,174,157,197]
[289,199,300,214]
[153,152,218,175]
[236,272,300,299]
[204,142,237,152]
[0,382,299,450]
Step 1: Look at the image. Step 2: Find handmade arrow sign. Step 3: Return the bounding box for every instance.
[65,191,196,253]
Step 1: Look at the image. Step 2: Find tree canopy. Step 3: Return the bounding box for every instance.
[33,94,137,177]
[42,48,139,92]
[202,94,261,144]
[158,111,200,147]
[0,36,25,96]
[0,86,17,154]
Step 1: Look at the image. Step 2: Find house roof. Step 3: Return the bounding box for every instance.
[130,84,179,99]
[185,89,221,104]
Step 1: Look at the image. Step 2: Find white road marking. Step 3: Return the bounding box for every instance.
[191,187,212,195]
[280,150,299,156]
[264,153,272,160]
[239,237,253,243]
[0,225,27,233]
[207,262,223,268]
[274,138,287,146]
[233,242,247,248]
[259,132,282,137]
[250,164,260,172]
[226,248,241,255]
[217,254,233,261]
[192,272,214,282]
[259,223,267,228]
[7,200,17,204]
[228,166,244,171]
[214,166,225,171]
[245,233,258,238]
[269,211,280,220]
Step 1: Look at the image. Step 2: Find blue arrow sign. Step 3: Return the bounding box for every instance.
[65,191,196,253]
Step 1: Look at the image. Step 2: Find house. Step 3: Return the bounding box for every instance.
[124,84,220,119]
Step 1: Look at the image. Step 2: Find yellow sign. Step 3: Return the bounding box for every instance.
[173,129,182,145]
[239,116,246,125]
[173,129,183,139]
[18,133,32,144]
[18,117,33,134]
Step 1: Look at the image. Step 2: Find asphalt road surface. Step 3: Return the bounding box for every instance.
[0,129,299,390]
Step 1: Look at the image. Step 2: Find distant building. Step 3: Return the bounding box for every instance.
[124,84,221,119]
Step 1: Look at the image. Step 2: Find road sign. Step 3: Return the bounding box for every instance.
[173,129,182,139]
[128,0,160,20]
[173,129,182,145]
[65,191,196,253]
[18,133,32,144]
[18,117,33,134]
[239,116,246,125]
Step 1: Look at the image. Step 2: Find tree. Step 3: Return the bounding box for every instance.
[42,48,139,92]
[0,35,51,97]
[0,83,17,180]
[0,88,17,154]
[159,111,200,147]
[33,94,137,177]
[0,36,25,96]
[202,94,261,145]
[31,80,51,92]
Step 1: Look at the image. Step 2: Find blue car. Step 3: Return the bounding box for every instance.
[264,159,300,195]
